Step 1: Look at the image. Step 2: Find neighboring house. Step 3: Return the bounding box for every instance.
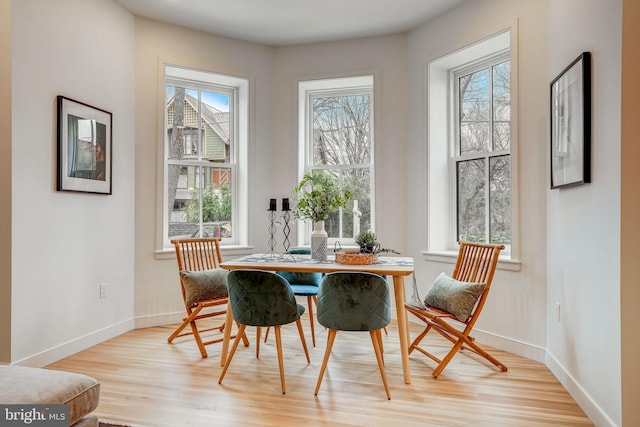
[167,93,232,237]
[167,93,230,163]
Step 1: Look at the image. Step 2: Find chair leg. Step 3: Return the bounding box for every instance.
[167,306,209,358]
[370,330,391,400]
[191,321,208,358]
[307,296,316,347]
[462,339,508,372]
[167,311,195,343]
[377,328,384,358]
[295,319,311,363]
[432,339,465,378]
[264,326,270,343]
[218,324,247,385]
[256,326,261,359]
[238,322,250,347]
[274,326,286,394]
[314,329,337,396]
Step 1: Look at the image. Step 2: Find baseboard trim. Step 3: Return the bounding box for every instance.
[470,328,547,363]
[134,312,185,329]
[546,351,618,427]
[14,319,134,368]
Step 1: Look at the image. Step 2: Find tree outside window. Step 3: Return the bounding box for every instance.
[301,76,374,243]
[455,59,511,246]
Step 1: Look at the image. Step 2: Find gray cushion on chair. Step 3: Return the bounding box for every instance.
[424,272,485,322]
[180,268,229,307]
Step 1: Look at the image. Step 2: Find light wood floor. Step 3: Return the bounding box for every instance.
[47,318,593,427]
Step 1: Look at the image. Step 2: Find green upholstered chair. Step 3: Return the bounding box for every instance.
[218,269,311,394]
[314,272,392,400]
[274,247,323,346]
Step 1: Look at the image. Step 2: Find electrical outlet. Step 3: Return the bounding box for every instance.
[554,302,561,322]
[100,283,108,299]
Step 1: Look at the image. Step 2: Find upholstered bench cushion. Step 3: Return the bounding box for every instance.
[0,365,100,426]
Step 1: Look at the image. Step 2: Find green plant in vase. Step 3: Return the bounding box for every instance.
[292,171,351,223]
[292,171,352,260]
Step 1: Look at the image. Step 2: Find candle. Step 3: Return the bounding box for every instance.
[269,198,277,211]
[282,198,290,211]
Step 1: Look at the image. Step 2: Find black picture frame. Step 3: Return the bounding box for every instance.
[57,96,112,194]
[550,51,591,189]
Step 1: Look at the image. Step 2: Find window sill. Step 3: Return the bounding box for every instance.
[421,250,521,271]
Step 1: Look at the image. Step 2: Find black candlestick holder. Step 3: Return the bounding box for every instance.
[281,212,291,253]
[279,198,295,260]
[263,199,278,259]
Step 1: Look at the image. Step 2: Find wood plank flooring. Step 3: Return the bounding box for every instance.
[46,318,593,426]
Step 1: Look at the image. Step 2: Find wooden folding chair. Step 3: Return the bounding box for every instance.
[168,237,247,358]
[405,241,507,378]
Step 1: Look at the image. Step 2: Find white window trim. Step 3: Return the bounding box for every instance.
[297,75,375,247]
[423,26,521,269]
[158,63,249,252]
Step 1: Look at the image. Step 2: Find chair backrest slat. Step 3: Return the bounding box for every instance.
[173,238,222,272]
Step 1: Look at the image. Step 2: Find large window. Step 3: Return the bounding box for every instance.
[298,76,374,244]
[164,65,248,248]
[427,30,515,259]
[453,57,511,246]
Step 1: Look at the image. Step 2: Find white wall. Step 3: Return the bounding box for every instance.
[407,0,549,360]
[133,18,275,327]
[11,0,136,365]
[546,1,622,426]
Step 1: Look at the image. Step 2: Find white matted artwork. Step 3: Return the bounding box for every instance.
[550,52,591,189]
[57,96,112,194]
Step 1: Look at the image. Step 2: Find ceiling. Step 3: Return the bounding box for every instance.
[114,0,467,46]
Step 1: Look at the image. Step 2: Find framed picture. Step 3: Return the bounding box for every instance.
[57,96,112,194]
[550,51,591,189]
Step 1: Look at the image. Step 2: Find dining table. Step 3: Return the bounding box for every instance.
[219,253,415,384]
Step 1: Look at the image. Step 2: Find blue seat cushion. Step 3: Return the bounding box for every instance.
[289,283,319,296]
[277,271,322,286]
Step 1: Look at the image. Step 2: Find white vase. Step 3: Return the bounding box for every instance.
[311,220,328,261]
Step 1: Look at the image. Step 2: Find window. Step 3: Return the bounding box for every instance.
[163,65,248,248]
[427,30,516,259]
[453,57,511,246]
[298,76,374,244]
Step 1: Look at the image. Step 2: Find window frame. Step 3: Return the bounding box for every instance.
[298,75,375,247]
[161,64,249,251]
[450,53,511,251]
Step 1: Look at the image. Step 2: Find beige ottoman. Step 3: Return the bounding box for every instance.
[0,365,100,426]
